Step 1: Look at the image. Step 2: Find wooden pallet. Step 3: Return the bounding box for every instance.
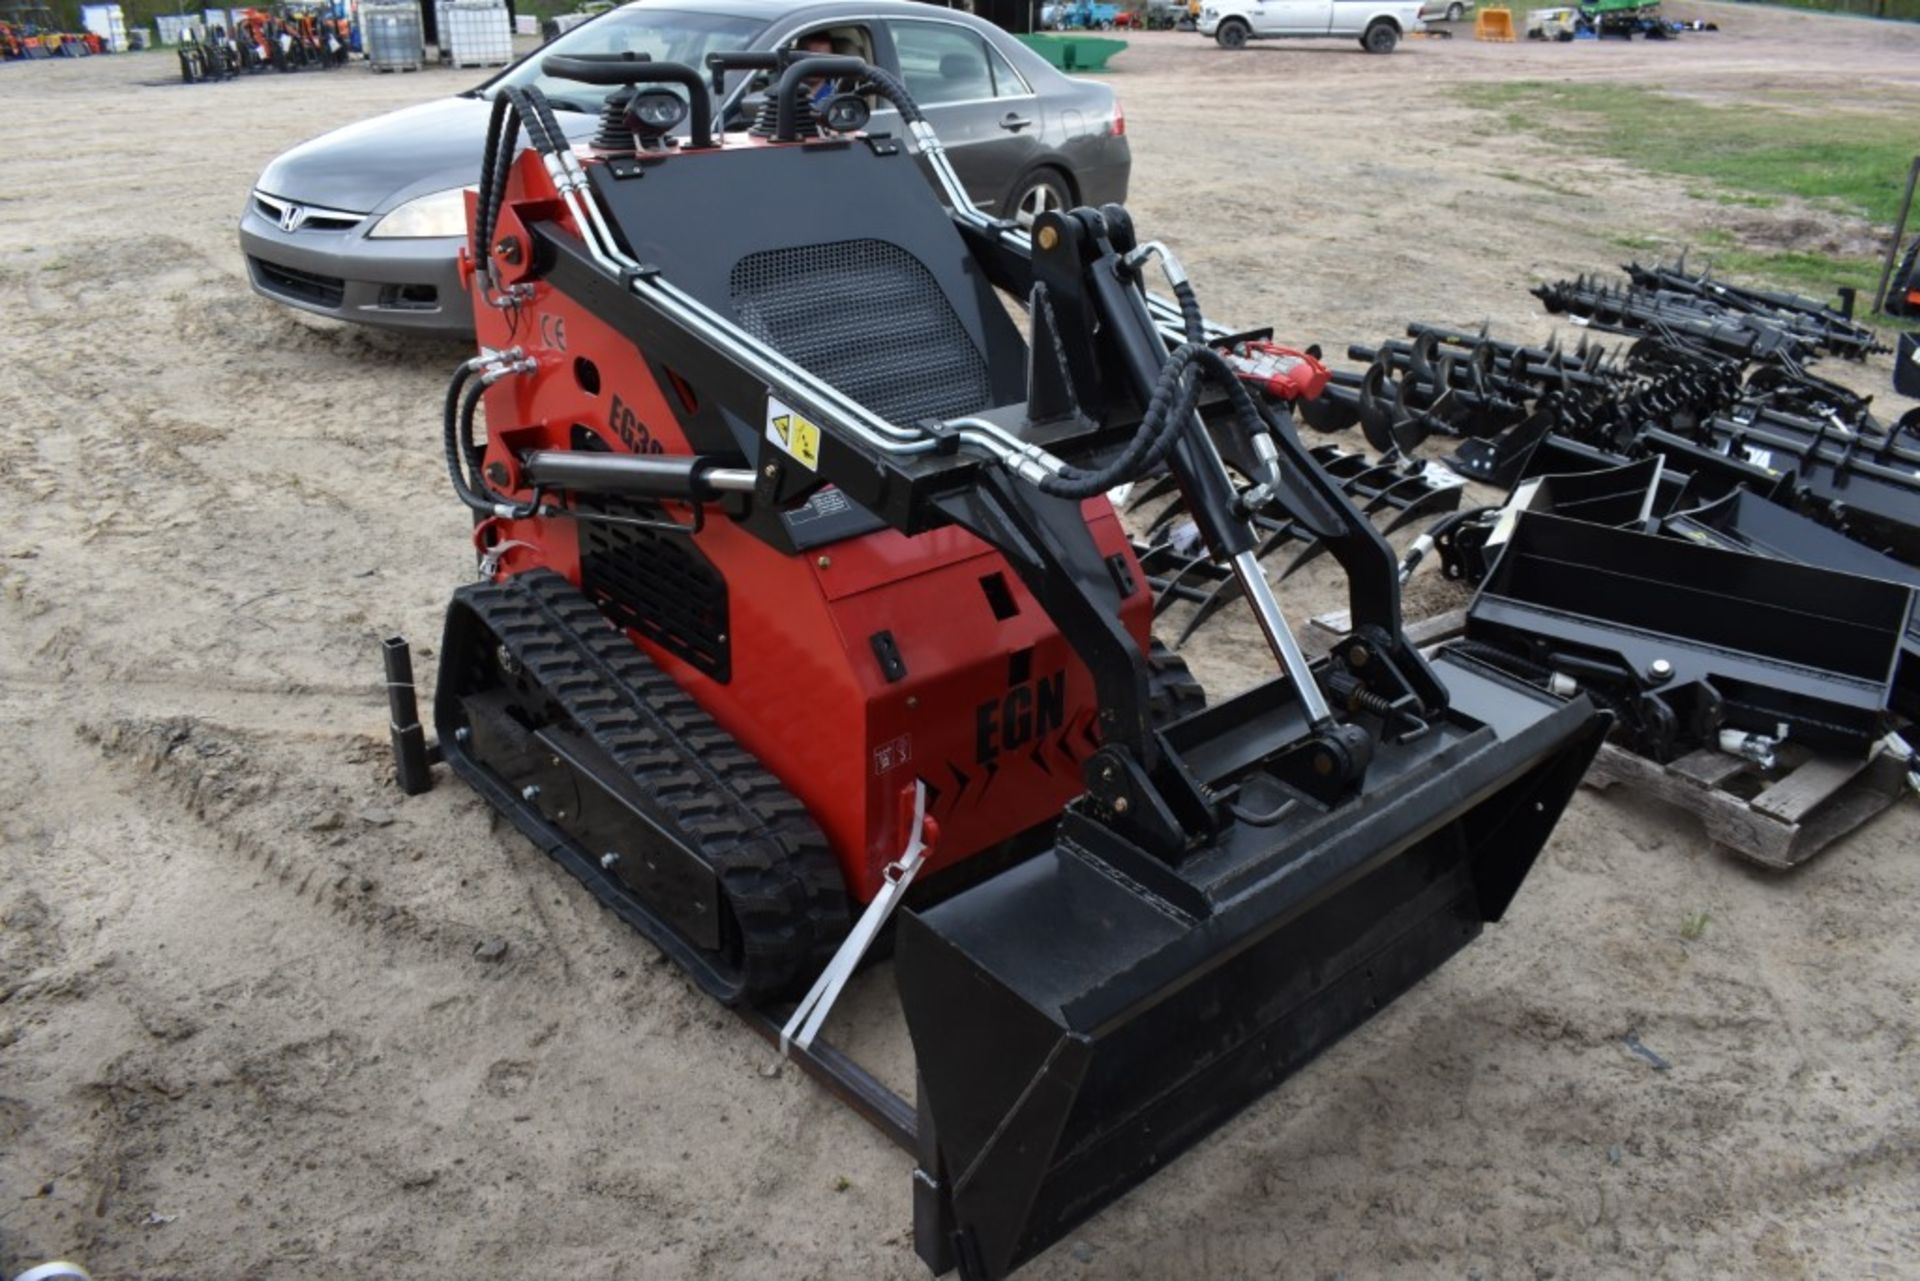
[1582,743,1907,869]
[1305,606,1466,657]
[1306,605,1905,867]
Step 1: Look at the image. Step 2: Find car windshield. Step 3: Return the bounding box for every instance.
[484,8,766,112]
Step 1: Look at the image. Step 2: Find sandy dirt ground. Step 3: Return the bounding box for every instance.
[3,5,1919,1277]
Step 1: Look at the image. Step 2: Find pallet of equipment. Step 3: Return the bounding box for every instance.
[1309,604,1904,867]
[364,0,423,70]
[1583,742,1907,869]
[439,0,510,67]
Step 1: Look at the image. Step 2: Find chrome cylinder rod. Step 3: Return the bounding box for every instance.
[1231,548,1333,725]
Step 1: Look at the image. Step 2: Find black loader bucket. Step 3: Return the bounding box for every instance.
[897,655,1607,1280]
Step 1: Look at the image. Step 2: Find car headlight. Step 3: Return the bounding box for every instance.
[367,186,474,239]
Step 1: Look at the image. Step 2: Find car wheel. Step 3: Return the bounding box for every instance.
[1446,1,1464,17]
[1216,18,1249,47]
[1008,168,1072,231]
[1363,19,1398,51]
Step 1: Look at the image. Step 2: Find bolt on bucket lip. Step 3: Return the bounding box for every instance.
[896,655,1608,1279]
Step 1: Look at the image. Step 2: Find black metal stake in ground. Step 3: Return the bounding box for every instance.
[1873,154,1919,316]
[383,636,434,797]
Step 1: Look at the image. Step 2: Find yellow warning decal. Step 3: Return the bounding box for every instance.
[765,396,821,470]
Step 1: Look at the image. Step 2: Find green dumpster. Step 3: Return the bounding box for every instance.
[1016,34,1128,72]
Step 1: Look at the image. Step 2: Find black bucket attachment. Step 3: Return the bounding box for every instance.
[1469,511,1911,760]
[896,657,1607,1280]
[1664,488,1920,718]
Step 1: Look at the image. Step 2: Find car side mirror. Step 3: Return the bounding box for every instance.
[727,90,769,128]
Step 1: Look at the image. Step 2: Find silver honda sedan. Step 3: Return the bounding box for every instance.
[239,0,1131,337]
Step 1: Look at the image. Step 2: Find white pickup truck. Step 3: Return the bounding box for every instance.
[1198,0,1426,51]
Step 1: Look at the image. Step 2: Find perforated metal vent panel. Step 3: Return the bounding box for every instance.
[577,497,731,683]
[728,239,994,426]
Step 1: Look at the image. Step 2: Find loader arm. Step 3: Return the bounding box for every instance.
[520,191,1454,860]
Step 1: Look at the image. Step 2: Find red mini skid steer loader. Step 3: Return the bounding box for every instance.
[381,50,1609,1279]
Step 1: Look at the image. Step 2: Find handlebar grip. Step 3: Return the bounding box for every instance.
[704,48,784,94]
[539,50,652,83]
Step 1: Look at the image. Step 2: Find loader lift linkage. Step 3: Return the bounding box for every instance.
[383,51,1607,1280]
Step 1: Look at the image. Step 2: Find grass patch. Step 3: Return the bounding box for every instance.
[1600,234,1875,302]
[1755,0,1920,23]
[1607,230,1873,297]
[1686,188,1780,210]
[1685,248,1882,296]
[1460,82,1914,299]
[1456,82,1915,224]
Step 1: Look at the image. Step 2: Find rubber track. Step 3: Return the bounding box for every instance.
[1147,639,1207,725]
[453,569,848,1006]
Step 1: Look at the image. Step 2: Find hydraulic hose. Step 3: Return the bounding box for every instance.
[1035,281,1277,501]
[509,84,566,154]
[1171,275,1205,344]
[1035,344,1209,499]
[1397,505,1497,584]
[443,362,534,519]
[472,90,512,277]
[1450,639,1553,684]
[1448,639,1628,722]
[443,363,490,515]
[474,91,536,303]
[474,84,570,294]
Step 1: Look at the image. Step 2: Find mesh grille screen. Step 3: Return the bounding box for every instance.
[728,239,993,426]
[577,498,731,683]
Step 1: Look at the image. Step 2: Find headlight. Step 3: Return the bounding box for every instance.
[367,186,474,239]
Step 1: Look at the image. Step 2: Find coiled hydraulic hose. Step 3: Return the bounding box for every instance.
[1035,279,1280,501]
[443,361,535,518]
[443,362,489,515]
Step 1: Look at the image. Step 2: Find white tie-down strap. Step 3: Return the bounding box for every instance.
[781,781,930,1055]
[477,538,537,579]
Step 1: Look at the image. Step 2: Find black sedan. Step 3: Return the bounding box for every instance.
[239,0,1131,336]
